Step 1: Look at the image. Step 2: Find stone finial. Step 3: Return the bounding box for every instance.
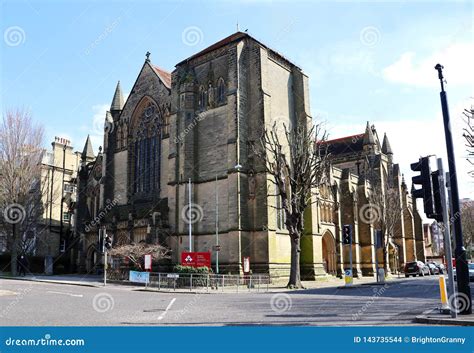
[110,81,124,111]
[362,121,375,146]
[81,135,94,161]
[382,133,393,155]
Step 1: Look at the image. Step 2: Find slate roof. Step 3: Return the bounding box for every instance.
[150,64,171,88]
[321,134,364,155]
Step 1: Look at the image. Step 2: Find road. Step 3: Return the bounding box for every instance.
[0,276,466,326]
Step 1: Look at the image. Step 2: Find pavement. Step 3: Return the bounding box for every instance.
[415,309,474,326]
[2,275,471,326]
[0,273,103,287]
[0,272,399,292]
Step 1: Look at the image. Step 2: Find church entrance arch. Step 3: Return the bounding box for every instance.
[322,231,337,275]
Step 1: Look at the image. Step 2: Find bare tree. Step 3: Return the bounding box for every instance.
[253,122,330,288]
[364,157,402,274]
[0,109,44,275]
[109,242,170,270]
[461,200,474,259]
[463,105,474,177]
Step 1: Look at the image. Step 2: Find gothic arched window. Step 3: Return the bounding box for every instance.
[198,85,206,110]
[130,99,162,195]
[217,77,225,103]
[116,126,122,149]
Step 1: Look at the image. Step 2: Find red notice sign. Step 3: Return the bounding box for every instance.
[181,252,211,269]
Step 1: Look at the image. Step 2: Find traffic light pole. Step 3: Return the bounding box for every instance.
[104,249,107,287]
[435,64,472,314]
[437,159,456,318]
[349,229,353,282]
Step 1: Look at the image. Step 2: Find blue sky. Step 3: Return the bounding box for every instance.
[1,0,473,198]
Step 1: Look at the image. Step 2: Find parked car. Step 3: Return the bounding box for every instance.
[404,261,430,277]
[427,263,440,275]
[454,263,474,282]
[429,261,445,274]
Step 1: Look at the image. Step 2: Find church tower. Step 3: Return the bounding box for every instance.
[103,81,124,203]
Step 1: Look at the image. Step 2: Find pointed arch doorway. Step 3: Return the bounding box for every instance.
[322,231,337,276]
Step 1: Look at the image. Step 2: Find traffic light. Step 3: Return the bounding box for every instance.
[342,224,352,245]
[104,235,112,250]
[410,157,435,217]
[98,228,105,252]
[430,170,443,222]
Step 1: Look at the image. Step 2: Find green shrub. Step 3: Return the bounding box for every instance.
[173,265,212,274]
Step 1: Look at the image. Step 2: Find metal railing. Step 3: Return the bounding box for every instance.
[107,269,271,292]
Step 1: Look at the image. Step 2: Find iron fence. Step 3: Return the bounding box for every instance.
[107,269,271,292]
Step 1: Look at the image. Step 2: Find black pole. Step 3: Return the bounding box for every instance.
[59,144,66,252]
[435,64,472,314]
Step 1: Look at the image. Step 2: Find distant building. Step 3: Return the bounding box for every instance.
[424,222,444,258]
[0,137,82,273]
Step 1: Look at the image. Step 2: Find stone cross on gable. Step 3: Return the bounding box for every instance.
[145,51,151,62]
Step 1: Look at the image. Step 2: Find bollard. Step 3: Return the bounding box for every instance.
[377,269,385,284]
[439,275,449,311]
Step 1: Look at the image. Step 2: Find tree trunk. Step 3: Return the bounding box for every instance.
[382,245,388,274]
[287,235,303,289]
[10,224,18,276]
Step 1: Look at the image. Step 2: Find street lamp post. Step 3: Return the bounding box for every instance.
[59,143,66,253]
[434,64,472,314]
[215,174,219,274]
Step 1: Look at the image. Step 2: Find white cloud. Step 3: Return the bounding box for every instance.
[89,104,108,152]
[382,42,474,88]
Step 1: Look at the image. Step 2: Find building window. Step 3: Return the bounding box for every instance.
[116,126,122,149]
[217,77,225,103]
[131,100,162,194]
[63,212,70,222]
[163,114,170,136]
[198,86,206,110]
[276,194,286,229]
[59,239,66,253]
[64,184,75,194]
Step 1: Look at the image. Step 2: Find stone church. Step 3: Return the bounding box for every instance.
[74,32,425,278]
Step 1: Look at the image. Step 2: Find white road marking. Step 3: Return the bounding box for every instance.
[46,291,83,298]
[158,298,176,320]
[0,290,18,296]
